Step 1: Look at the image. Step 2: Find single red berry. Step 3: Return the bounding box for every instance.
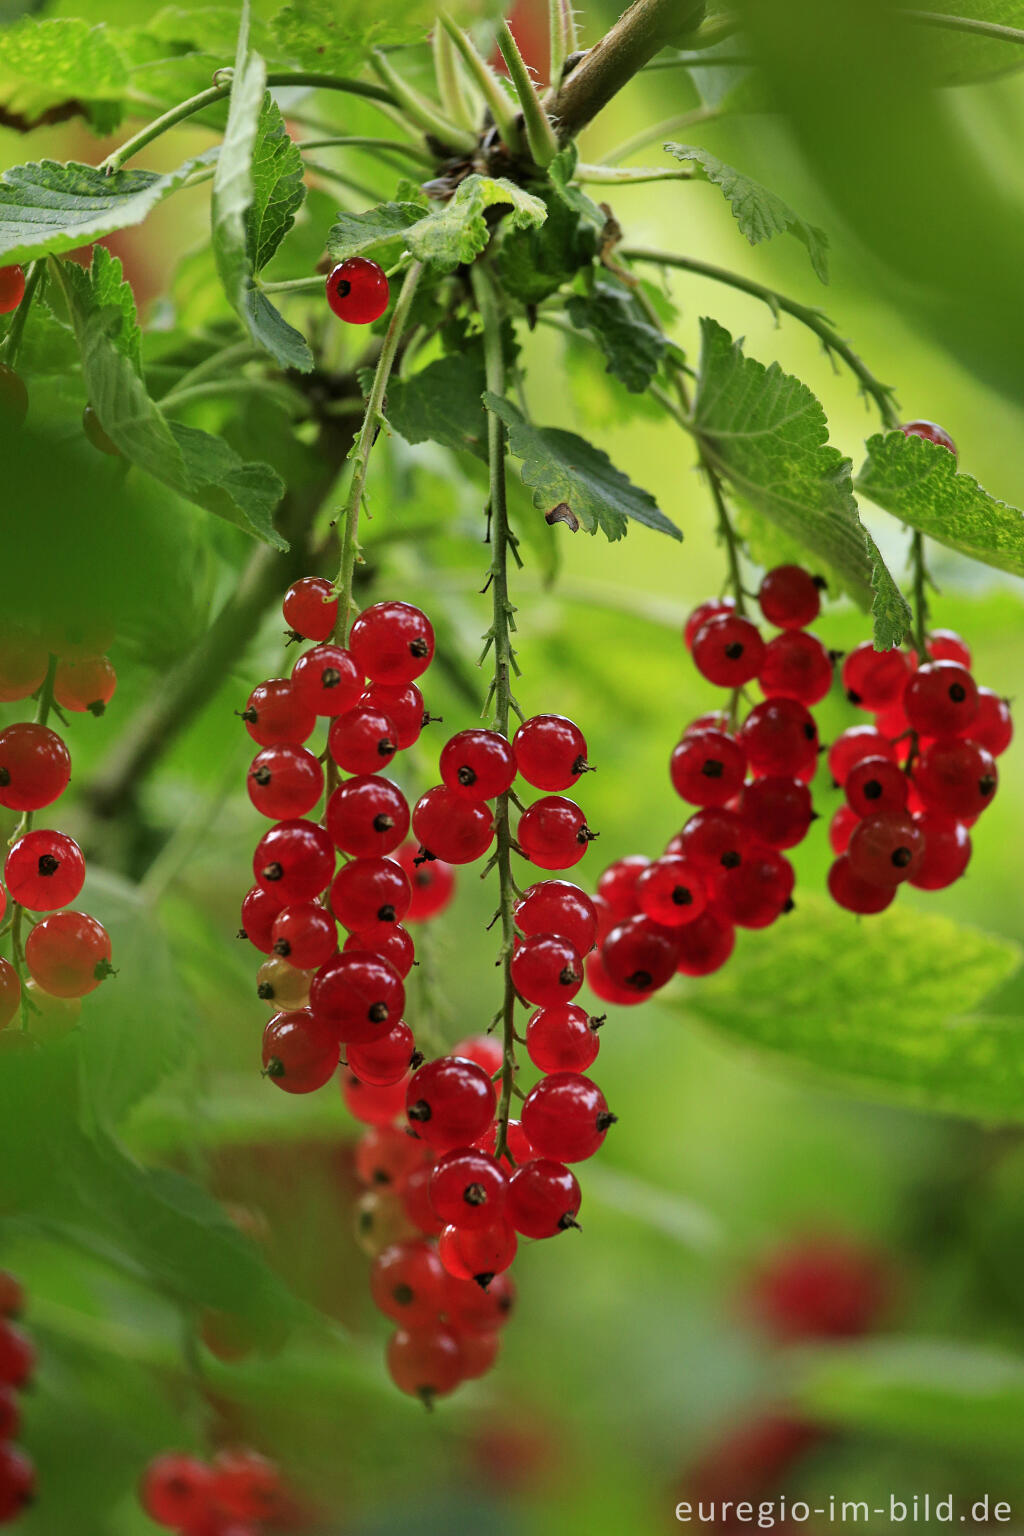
[240,885,280,953]
[844,755,909,818]
[0,1277,23,1320]
[452,1034,503,1076]
[326,257,390,324]
[444,1270,515,1331]
[521,1072,614,1163]
[141,1453,213,1528]
[0,959,20,1031]
[327,775,410,857]
[402,1163,445,1235]
[355,1123,426,1187]
[370,1239,447,1325]
[635,855,708,926]
[387,1323,463,1404]
[54,654,116,715]
[514,880,597,954]
[739,698,819,780]
[0,365,27,427]
[847,812,924,886]
[0,631,47,703]
[601,915,680,996]
[829,804,859,856]
[674,908,735,976]
[757,565,823,630]
[716,847,795,929]
[361,682,427,748]
[738,777,814,849]
[0,1444,33,1522]
[596,855,649,922]
[903,660,978,739]
[926,628,972,668]
[0,267,25,315]
[344,921,416,978]
[25,910,111,996]
[526,1003,601,1073]
[745,1237,889,1340]
[517,795,595,870]
[585,948,643,1006]
[456,1328,501,1381]
[438,1217,518,1285]
[412,785,494,865]
[330,856,411,929]
[348,1018,417,1085]
[310,950,405,1043]
[328,703,398,774]
[677,808,751,878]
[429,1149,507,1230]
[350,600,434,685]
[475,1117,535,1163]
[841,643,913,710]
[440,728,517,800]
[0,1321,34,1388]
[271,902,337,968]
[685,711,732,737]
[247,743,323,819]
[241,678,315,747]
[396,841,455,919]
[914,739,997,820]
[513,714,590,790]
[282,575,338,640]
[5,829,85,910]
[507,1158,581,1238]
[757,630,833,705]
[901,419,956,455]
[909,813,971,890]
[262,1009,339,1092]
[406,1056,497,1151]
[510,933,583,1007]
[669,729,747,808]
[971,689,1013,757]
[210,1448,284,1522]
[253,818,334,904]
[290,643,362,716]
[684,596,735,650]
[0,1387,18,1442]
[691,613,765,687]
[827,854,896,913]
[0,722,71,811]
[827,726,898,786]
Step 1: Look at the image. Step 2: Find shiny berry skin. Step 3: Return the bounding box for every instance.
[757,630,833,705]
[344,921,416,977]
[54,654,116,715]
[847,812,924,886]
[0,961,20,1030]
[330,856,411,929]
[210,1448,283,1522]
[429,1149,507,1230]
[387,1324,462,1404]
[596,855,649,922]
[669,729,747,807]
[397,842,455,919]
[406,1056,497,1151]
[457,1329,501,1380]
[909,813,972,890]
[350,601,433,685]
[270,902,337,968]
[290,643,362,716]
[674,908,735,976]
[0,1321,34,1388]
[355,1123,425,1187]
[926,628,971,667]
[412,785,494,865]
[585,948,641,1006]
[901,419,956,455]
[0,267,25,314]
[0,722,71,811]
[914,739,997,820]
[677,808,750,877]
[0,632,47,703]
[327,256,390,324]
[282,575,338,640]
[845,755,909,818]
[827,726,898,786]
[253,818,334,904]
[684,596,735,650]
[739,777,814,849]
[517,795,594,870]
[25,910,111,996]
[514,880,597,955]
[510,933,583,1007]
[328,703,397,774]
[739,698,819,780]
[691,612,765,687]
[841,642,913,710]
[310,950,405,1043]
[440,729,517,800]
[0,1444,33,1522]
[508,1159,581,1238]
[370,1239,446,1325]
[971,689,1013,757]
[521,1072,614,1163]
[716,846,795,929]
[257,955,315,1009]
[475,1116,535,1164]
[526,1003,600,1073]
[827,855,895,914]
[141,1453,213,1527]
[241,678,315,747]
[444,1270,515,1331]
[241,884,279,953]
[438,1218,517,1284]
[635,856,707,927]
[262,1008,339,1092]
[829,804,859,856]
[452,1034,503,1076]
[757,565,822,630]
[5,829,85,910]
[247,743,323,819]
[347,1065,409,1124]
[401,1164,444,1235]
[348,1019,416,1086]
[903,660,978,739]
[513,714,589,790]
[361,682,427,749]
[601,915,680,994]
[327,776,409,857]
[0,365,27,426]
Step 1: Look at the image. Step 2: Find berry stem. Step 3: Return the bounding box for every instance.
[548,0,580,84]
[599,105,721,164]
[911,529,930,658]
[901,9,1024,46]
[0,260,42,367]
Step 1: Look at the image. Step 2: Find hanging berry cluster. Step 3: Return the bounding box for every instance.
[0,1273,36,1524]
[140,1446,287,1535]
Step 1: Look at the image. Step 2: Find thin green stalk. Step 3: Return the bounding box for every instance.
[902,9,1024,45]
[159,340,264,396]
[438,14,521,152]
[301,159,380,201]
[369,49,476,155]
[600,104,720,164]
[160,378,306,415]
[260,276,327,295]
[432,24,477,133]
[1,261,43,366]
[549,0,580,84]
[576,162,695,184]
[495,18,559,167]
[911,530,930,657]
[642,53,753,70]
[297,135,434,167]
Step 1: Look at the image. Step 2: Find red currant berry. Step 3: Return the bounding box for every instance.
[669,729,747,807]
[210,1448,283,1523]
[757,565,823,630]
[677,808,750,877]
[738,777,814,849]
[716,846,795,928]
[585,948,643,1006]
[0,722,71,811]
[355,1124,426,1187]
[452,1034,503,1076]
[691,613,765,687]
[350,1070,422,1132]
[674,908,735,976]
[387,1323,463,1404]
[262,1009,339,1092]
[758,631,833,705]
[402,1164,445,1235]
[326,257,390,324]
[328,703,398,774]
[510,933,583,1007]
[914,739,997,820]
[513,714,589,790]
[596,855,649,922]
[0,1276,23,1320]
[847,812,924,886]
[327,776,409,857]
[350,601,434,685]
[926,628,971,667]
[0,1321,34,1388]
[514,880,597,954]
[827,726,898,786]
[745,1238,889,1340]
[344,921,416,978]
[0,631,47,703]
[438,1217,517,1285]
[456,1328,501,1381]
[526,1003,601,1073]
[241,679,315,747]
[348,1019,417,1085]
[521,1072,615,1163]
[25,910,111,996]
[0,1388,18,1443]
[396,841,455,919]
[507,1159,581,1238]
[827,854,896,914]
[517,795,595,870]
[290,643,362,716]
[248,743,323,819]
[253,818,334,904]
[54,654,116,715]
[141,1454,213,1528]
[271,902,337,968]
[0,267,25,314]
[684,596,735,650]
[901,419,956,455]
[475,1117,536,1163]
[841,643,913,710]
[0,365,27,426]
[330,856,411,929]
[635,855,708,926]
[444,1270,515,1331]
[240,885,280,953]
[829,804,859,856]
[361,682,427,748]
[406,1056,497,1151]
[0,960,20,1030]
[412,786,494,866]
[282,576,338,641]
[739,698,819,780]
[971,689,1013,757]
[440,729,517,800]
[310,950,405,1043]
[903,660,978,739]
[0,1444,33,1523]
[370,1239,446,1325]
[844,756,909,818]
[430,1149,507,1230]
[909,813,971,890]
[5,829,85,910]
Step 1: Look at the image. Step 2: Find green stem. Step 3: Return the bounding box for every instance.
[470,262,521,1168]
[297,135,434,167]
[600,104,720,164]
[1,261,43,367]
[432,24,477,133]
[496,18,559,167]
[438,14,521,152]
[369,50,476,155]
[911,530,930,657]
[901,9,1024,45]
[576,163,695,184]
[160,378,306,415]
[549,0,580,84]
[301,160,380,201]
[161,340,263,396]
[259,276,328,295]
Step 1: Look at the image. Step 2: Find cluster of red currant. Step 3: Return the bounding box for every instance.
[140,1446,286,1535]
[0,1273,36,1524]
[0,622,116,1035]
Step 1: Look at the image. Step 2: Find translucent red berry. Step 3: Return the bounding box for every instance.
[348,1018,416,1085]
[387,1324,463,1403]
[327,775,409,857]
[0,1389,19,1444]
[513,714,589,790]
[262,1008,339,1092]
[827,726,898,786]
[5,829,85,910]
[241,884,279,953]
[271,902,337,968]
[210,1448,284,1522]
[451,1034,503,1076]
[405,1056,497,1151]
[330,856,410,929]
[914,739,997,820]
[841,643,913,710]
[691,613,765,687]
[396,841,455,920]
[54,654,116,715]
[739,698,819,780]
[326,257,390,324]
[282,576,338,640]
[361,682,427,748]
[0,631,47,703]
[847,813,924,886]
[350,601,434,685]
[596,855,649,922]
[635,855,708,926]
[521,1072,614,1163]
[429,1149,507,1230]
[141,1454,213,1528]
[0,267,25,315]
[514,879,597,955]
[909,813,971,890]
[310,950,405,1043]
[758,631,833,705]
[674,908,735,975]
[677,808,750,877]
[844,755,909,818]
[971,689,1013,757]
[290,643,362,716]
[440,728,517,800]
[241,678,315,747]
[827,855,896,914]
[438,1217,517,1284]
[829,804,858,856]
[412,786,493,865]
[510,933,583,1007]
[328,703,398,774]
[669,729,747,807]
[0,1321,33,1389]
[370,1239,446,1325]
[517,795,595,870]
[926,628,971,668]
[402,1164,445,1235]
[745,1237,890,1340]
[25,910,111,996]
[738,777,814,849]
[716,846,795,929]
[345,921,416,977]
[0,722,71,810]
[684,596,735,650]
[253,818,334,904]
[903,660,978,739]
[526,1003,601,1073]
[757,565,822,630]
[585,948,642,1006]
[247,743,323,819]
[0,1443,34,1522]
[507,1159,581,1238]
[355,1124,426,1187]
[444,1270,515,1331]
[901,419,956,455]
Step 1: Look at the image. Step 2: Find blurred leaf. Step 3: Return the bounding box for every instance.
[912,0,1024,83]
[388,350,488,461]
[665,143,830,282]
[566,283,669,394]
[270,0,434,72]
[857,429,1024,578]
[681,897,1022,1121]
[484,392,681,542]
[0,17,129,128]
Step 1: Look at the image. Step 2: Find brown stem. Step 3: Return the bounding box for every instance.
[548,0,685,143]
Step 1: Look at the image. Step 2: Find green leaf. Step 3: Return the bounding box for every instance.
[546,144,608,230]
[483,392,681,543]
[566,283,668,394]
[680,897,1022,1122]
[914,0,1024,84]
[856,429,1024,578]
[0,18,129,129]
[0,155,214,266]
[271,0,435,73]
[694,318,910,643]
[326,199,427,266]
[247,97,305,273]
[406,175,547,273]
[387,351,488,461]
[497,186,596,306]
[665,143,830,282]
